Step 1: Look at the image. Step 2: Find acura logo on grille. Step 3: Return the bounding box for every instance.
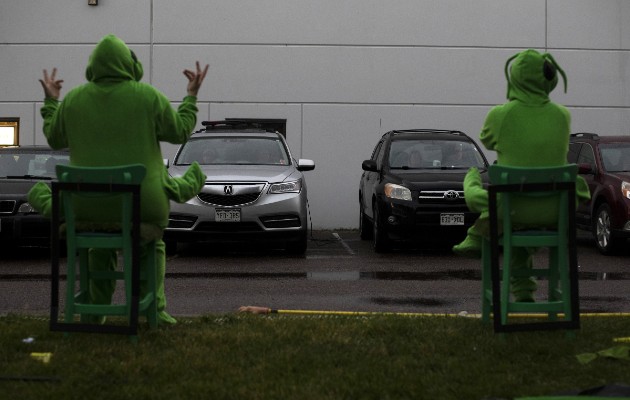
[224,185,233,195]
[444,190,460,200]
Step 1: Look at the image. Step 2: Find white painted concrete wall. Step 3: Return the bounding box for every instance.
[1,0,629,229]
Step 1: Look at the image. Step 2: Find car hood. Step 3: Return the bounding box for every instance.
[169,164,296,183]
[389,168,488,189]
[0,178,48,196]
[610,171,630,181]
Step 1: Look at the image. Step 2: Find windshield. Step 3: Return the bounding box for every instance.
[0,152,70,178]
[388,139,486,170]
[600,144,630,172]
[176,137,290,166]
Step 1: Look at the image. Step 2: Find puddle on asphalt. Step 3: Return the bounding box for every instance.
[165,270,630,281]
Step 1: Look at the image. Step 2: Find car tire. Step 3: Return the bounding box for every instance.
[372,202,390,253]
[359,197,373,240]
[286,231,308,255]
[593,203,623,255]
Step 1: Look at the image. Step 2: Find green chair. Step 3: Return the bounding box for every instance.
[481,164,580,333]
[50,164,159,338]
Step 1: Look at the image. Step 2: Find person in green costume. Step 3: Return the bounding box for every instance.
[31,34,209,324]
[452,49,590,302]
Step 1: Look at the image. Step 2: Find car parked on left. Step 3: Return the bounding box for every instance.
[0,146,70,250]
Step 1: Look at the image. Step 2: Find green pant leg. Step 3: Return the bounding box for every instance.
[139,239,177,324]
[88,248,117,305]
[139,239,166,311]
[510,247,537,301]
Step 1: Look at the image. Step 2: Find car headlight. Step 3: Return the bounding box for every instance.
[269,179,302,194]
[18,202,37,213]
[622,181,630,199]
[384,183,412,201]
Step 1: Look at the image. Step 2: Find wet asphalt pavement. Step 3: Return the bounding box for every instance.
[1,230,629,318]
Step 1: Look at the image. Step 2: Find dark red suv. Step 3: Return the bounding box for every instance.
[568,133,630,255]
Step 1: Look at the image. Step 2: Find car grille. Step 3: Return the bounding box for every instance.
[418,190,466,205]
[198,192,260,207]
[0,200,16,214]
[197,183,265,207]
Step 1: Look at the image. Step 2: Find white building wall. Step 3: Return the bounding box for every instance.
[1,0,629,229]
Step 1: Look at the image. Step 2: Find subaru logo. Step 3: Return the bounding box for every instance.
[224,185,233,195]
[444,190,460,200]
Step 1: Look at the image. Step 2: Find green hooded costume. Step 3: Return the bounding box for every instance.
[452,49,590,301]
[29,34,205,324]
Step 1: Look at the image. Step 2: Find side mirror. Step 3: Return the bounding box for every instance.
[578,163,593,174]
[362,160,378,172]
[297,159,315,171]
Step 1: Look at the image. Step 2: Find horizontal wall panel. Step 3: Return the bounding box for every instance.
[550,50,630,108]
[153,46,518,105]
[0,1,151,43]
[568,107,630,136]
[153,0,545,48]
[548,0,630,50]
[0,45,151,102]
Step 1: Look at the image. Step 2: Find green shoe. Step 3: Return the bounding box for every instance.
[452,236,482,259]
[513,292,535,303]
[158,311,177,325]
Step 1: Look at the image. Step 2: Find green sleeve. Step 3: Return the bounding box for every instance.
[40,98,68,150]
[479,106,506,152]
[155,95,199,144]
[27,182,53,218]
[163,162,206,203]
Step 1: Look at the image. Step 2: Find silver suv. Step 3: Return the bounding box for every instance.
[164,120,315,254]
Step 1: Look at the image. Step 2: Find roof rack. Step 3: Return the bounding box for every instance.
[571,132,599,140]
[197,119,281,134]
[391,129,465,136]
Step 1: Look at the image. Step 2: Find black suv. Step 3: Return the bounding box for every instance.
[359,129,489,252]
[568,132,630,255]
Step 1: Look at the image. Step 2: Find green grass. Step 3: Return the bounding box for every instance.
[1,313,629,399]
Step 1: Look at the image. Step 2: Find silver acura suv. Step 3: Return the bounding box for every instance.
[164,120,315,254]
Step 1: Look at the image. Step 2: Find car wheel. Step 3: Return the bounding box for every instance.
[593,203,623,255]
[359,196,373,240]
[372,202,390,253]
[286,231,308,255]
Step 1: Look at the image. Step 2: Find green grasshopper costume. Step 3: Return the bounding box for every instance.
[29,34,205,324]
[452,49,590,301]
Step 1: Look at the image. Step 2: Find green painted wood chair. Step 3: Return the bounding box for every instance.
[481,164,580,333]
[50,164,159,339]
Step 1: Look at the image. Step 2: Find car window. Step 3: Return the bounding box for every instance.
[388,139,486,169]
[600,143,630,172]
[177,137,290,166]
[576,144,596,170]
[567,143,582,163]
[0,152,70,178]
[373,141,386,169]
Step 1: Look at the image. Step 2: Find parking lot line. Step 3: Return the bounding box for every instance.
[332,232,355,256]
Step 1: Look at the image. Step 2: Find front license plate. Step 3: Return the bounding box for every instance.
[215,209,241,222]
[440,213,464,226]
